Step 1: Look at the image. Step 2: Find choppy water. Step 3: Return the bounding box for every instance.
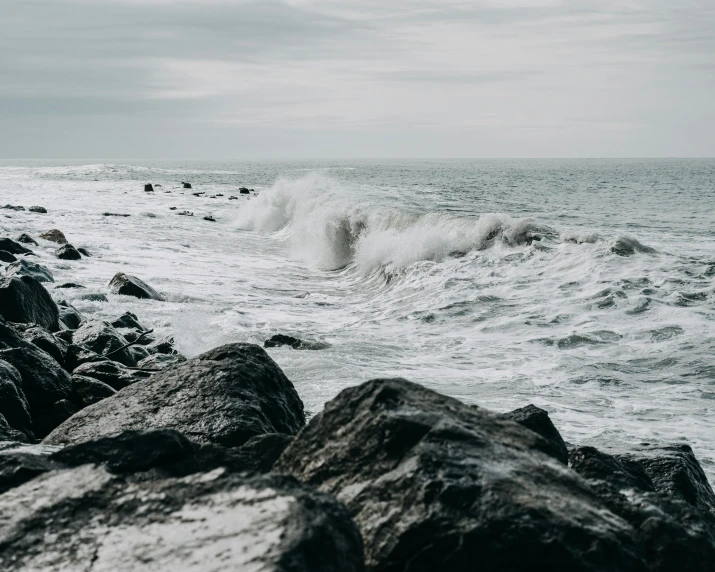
[1,159,714,478]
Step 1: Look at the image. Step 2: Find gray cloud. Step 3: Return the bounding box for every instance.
[1,0,713,158]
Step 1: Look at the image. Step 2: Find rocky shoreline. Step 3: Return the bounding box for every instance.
[0,220,714,570]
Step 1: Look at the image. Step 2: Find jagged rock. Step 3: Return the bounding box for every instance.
[72,320,136,366]
[504,404,569,464]
[19,325,67,365]
[0,251,16,263]
[144,183,154,192]
[111,311,147,331]
[570,445,715,571]
[28,206,47,214]
[0,361,33,442]
[0,238,33,255]
[72,359,148,390]
[0,276,60,331]
[54,244,82,260]
[136,353,186,370]
[0,343,74,438]
[0,463,365,572]
[109,272,163,300]
[45,343,306,448]
[265,334,331,351]
[15,234,37,246]
[72,374,116,407]
[276,378,647,572]
[57,300,83,330]
[5,258,54,283]
[55,282,86,289]
[39,229,67,244]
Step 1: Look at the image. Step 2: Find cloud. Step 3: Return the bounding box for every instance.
[1,0,713,157]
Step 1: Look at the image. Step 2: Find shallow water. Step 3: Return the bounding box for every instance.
[1,159,713,478]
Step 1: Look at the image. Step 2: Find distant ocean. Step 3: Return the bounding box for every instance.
[1,158,713,478]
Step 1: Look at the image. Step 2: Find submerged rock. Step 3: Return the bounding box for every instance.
[276,378,647,572]
[0,238,33,255]
[55,282,86,289]
[15,233,38,246]
[109,272,164,300]
[265,334,331,351]
[39,229,67,244]
[0,276,60,331]
[5,258,54,283]
[54,244,82,260]
[44,343,306,448]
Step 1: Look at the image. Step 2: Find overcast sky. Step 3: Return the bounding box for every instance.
[2,0,714,159]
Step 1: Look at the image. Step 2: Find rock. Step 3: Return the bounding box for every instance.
[144,183,154,192]
[0,238,33,255]
[39,229,67,244]
[265,334,331,351]
[235,433,294,473]
[77,247,91,256]
[54,244,82,260]
[108,272,164,300]
[72,359,148,390]
[54,329,74,343]
[0,443,60,494]
[0,464,365,572]
[57,300,83,330]
[136,353,186,370]
[102,212,131,217]
[72,320,136,366]
[240,188,250,194]
[111,311,147,331]
[55,282,86,289]
[182,182,192,189]
[0,361,33,442]
[63,344,108,372]
[120,329,156,345]
[0,414,30,443]
[19,325,67,365]
[276,378,647,571]
[45,343,306,448]
[78,292,108,302]
[0,251,17,263]
[504,404,569,464]
[148,336,179,355]
[52,398,78,425]
[5,258,54,282]
[28,206,47,214]
[570,445,715,571]
[203,215,216,222]
[15,233,37,246]
[178,210,193,216]
[1,204,24,211]
[72,374,116,406]
[0,276,60,331]
[0,344,74,438]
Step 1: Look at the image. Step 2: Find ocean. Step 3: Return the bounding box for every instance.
[1,158,713,479]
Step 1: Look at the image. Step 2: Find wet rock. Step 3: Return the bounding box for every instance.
[570,445,715,571]
[0,238,33,255]
[54,244,82,260]
[72,320,136,366]
[109,272,164,300]
[77,292,108,302]
[72,359,149,390]
[136,353,186,370]
[0,251,17,263]
[52,398,78,425]
[182,182,192,189]
[55,282,86,289]
[102,212,130,217]
[57,300,83,330]
[611,236,657,256]
[0,276,60,331]
[0,414,30,443]
[5,258,54,283]
[28,206,47,214]
[72,374,116,407]
[276,378,646,572]
[77,247,91,257]
[18,325,67,365]
[203,215,216,222]
[147,336,179,355]
[178,210,193,216]
[229,195,238,200]
[120,329,156,345]
[0,443,59,494]
[45,343,306,448]
[39,229,68,244]
[0,343,74,438]
[504,404,569,465]
[240,187,250,194]
[0,360,33,442]
[111,311,147,331]
[63,344,109,372]
[265,334,331,351]
[15,233,38,246]
[0,463,365,572]
[144,183,154,192]
[1,205,24,211]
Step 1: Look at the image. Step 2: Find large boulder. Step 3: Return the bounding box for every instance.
[71,320,136,366]
[108,272,164,300]
[0,463,364,572]
[0,238,32,255]
[276,378,648,571]
[0,344,74,438]
[0,276,60,331]
[0,251,16,263]
[39,229,67,244]
[44,343,306,447]
[5,259,54,283]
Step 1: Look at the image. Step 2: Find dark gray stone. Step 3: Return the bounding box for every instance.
[108,272,164,300]
[0,238,32,255]
[504,404,569,464]
[265,334,331,351]
[5,259,54,283]
[0,251,16,263]
[39,229,67,244]
[72,374,117,407]
[72,320,136,366]
[15,234,37,246]
[0,276,60,331]
[28,206,47,214]
[54,244,82,260]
